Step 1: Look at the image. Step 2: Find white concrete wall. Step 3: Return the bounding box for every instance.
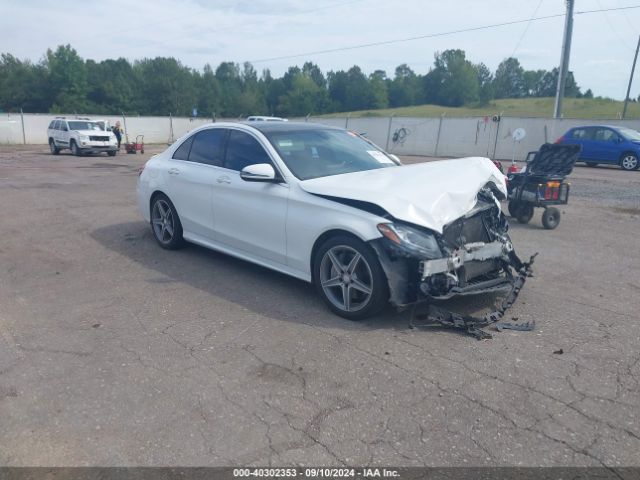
[306,115,640,161]
[4,112,640,161]
[0,113,226,145]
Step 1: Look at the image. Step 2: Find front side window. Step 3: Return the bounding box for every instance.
[265,129,396,180]
[67,121,101,131]
[188,129,225,166]
[594,128,618,143]
[225,130,272,171]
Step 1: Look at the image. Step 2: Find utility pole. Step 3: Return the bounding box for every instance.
[553,0,575,119]
[622,35,640,120]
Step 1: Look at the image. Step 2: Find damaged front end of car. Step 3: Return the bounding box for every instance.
[370,186,536,339]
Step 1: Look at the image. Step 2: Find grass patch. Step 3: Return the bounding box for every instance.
[320,97,640,119]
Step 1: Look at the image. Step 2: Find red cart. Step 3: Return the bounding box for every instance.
[124,134,144,154]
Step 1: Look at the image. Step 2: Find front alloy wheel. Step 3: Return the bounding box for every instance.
[151,195,184,249]
[314,236,388,320]
[620,154,639,171]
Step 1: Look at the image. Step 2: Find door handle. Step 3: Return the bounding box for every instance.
[168,168,181,175]
[216,176,231,184]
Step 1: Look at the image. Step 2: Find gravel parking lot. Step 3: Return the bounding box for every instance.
[1,145,639,467]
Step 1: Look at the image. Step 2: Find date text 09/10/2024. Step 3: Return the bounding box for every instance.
[232,468,400,478]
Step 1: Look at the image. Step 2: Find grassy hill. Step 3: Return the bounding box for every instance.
[320,97,640,119]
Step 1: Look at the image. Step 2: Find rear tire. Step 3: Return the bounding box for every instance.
[49,139,60,155]
[313,235,388,320]
[150,194,184,250]
[586,162,597,167]
[542,207,560,230]
[620,153,639,171]
[516,203,534,224]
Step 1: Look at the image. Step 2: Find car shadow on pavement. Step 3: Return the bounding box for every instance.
[91,221,508,335]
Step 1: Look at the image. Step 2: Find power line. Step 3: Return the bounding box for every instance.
[510,0,544,59]
[249,4,640,64]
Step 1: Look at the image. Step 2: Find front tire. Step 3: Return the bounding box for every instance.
[108,150,117,157]
[70,140,81,157]
[150,194,184,250]
[586,162,598,167]
[49,139,60,155]
[620,153,639,171]
[313,235,388,320]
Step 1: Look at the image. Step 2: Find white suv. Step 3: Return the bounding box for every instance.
[47,118,118,156]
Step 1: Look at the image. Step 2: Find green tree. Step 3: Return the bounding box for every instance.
[0,54,49,112]
[134,57,197,116]
[424,50,479,106]
[46,45,89,112]
[389,64,420,107]
[474,62,494,105]
[536,68,581,98]
[369,70,389,109]
[86,58,137,114]
[198,64,222,117]
[523,69,546,97]
[493,57,526,99]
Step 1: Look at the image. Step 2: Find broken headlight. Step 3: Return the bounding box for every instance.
[377,223,442,259]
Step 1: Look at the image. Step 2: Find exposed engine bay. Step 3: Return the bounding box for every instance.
[369,186,536,339]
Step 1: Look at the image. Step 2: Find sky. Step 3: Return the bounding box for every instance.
[1,0,638,100]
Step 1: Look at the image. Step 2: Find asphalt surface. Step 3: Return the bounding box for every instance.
[0,145,639,467]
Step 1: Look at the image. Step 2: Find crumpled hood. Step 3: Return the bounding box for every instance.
[299,157,506,234]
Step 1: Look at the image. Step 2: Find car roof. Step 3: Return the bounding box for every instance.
[570,125,622,130]
[246,121,341,133]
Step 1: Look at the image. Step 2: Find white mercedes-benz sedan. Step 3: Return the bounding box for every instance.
[137,122,534,327]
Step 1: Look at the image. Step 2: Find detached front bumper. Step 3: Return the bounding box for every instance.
[419,239,515,300]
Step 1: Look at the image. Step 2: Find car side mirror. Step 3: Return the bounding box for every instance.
[240,163,277,182]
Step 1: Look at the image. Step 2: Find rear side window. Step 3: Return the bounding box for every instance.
[225,130,272,171]
[172,135,194,160]
[48,121,55,129]
[187,129,226,166]
[571,128,589,139]
[53,120,61,130]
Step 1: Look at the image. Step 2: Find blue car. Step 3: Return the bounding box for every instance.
[556,125,640,171]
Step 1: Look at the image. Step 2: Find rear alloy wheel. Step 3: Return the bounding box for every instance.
[620,154,639,171]
[151,195,184,250]
[516,203,534,224]
[541,207,561,230]
[70,140,81,157]
[314,235,388,320]
[49,139,60,155]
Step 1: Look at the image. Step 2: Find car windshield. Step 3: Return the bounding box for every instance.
[68,121,102,131]
[265,129,397,180]
[618,127,640,141]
